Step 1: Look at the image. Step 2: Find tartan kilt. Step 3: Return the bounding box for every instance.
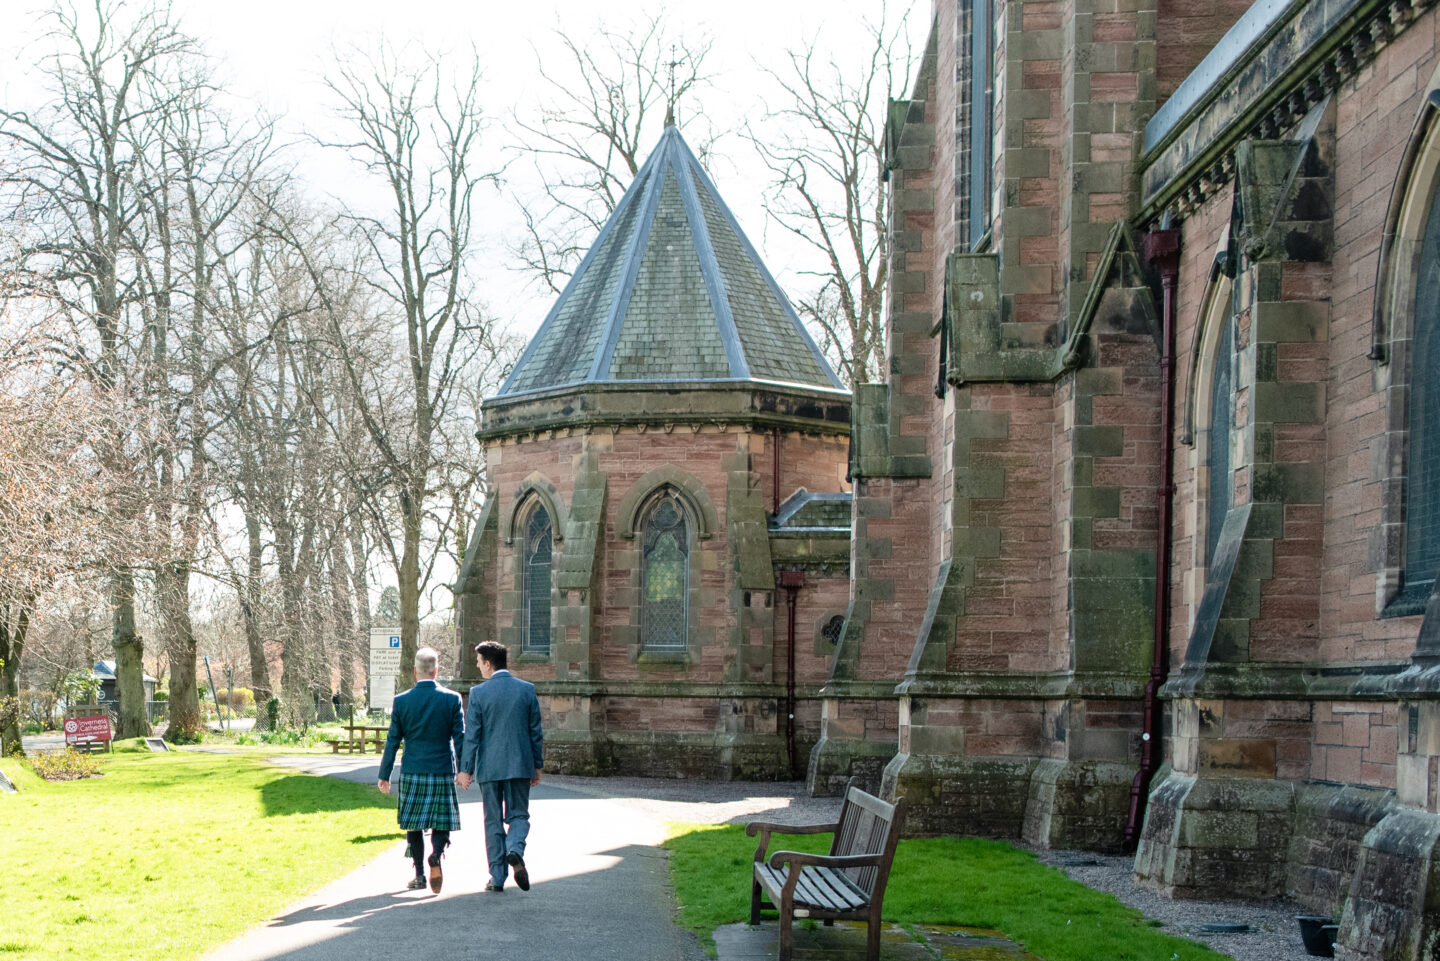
[395,772,461,831]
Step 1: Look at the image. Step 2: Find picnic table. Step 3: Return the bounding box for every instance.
[324,723,389,754]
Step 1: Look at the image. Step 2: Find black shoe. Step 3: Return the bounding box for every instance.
[428,852,444,894]
[507,852,530,891]
[484,882,504,893]
[407,876,426,890]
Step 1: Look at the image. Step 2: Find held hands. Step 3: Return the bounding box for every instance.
[377,779,391,795]
[456,772,473,791]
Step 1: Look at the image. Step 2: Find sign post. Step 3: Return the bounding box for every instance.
[368,629,402,712]
[64,714,113,752]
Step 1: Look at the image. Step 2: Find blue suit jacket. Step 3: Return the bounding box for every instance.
[378,679,465,781]
[460,670,544,782]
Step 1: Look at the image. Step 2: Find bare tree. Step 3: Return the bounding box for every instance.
[509,13,715,293]
[314,43,509,689]
[746,8,914,386]
[0,0,200,738]
[209,208,355,726]
[133,83,274,740]
[0,313,118,753]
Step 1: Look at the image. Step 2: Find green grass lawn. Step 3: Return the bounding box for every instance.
[0,741,400,961]
[664,824,1235,961]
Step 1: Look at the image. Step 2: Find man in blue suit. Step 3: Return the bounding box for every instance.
[377,646,465,893]
[457,641,544,892]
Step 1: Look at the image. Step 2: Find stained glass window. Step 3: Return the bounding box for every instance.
[522,503,552,655]
[1206,310,1235,567]
[1405,182,1440,598]
[642,492,689,651]
[955,0,996,249]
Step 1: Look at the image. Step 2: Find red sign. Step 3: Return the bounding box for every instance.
[64,715,112,744]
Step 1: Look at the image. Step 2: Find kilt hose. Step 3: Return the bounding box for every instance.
[396,771,461,832]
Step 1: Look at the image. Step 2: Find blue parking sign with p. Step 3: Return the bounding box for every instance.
[389,636,400,648]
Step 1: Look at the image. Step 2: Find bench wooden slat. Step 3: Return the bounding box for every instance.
[794,870,839,910]
[754,865,859,914]
[810,867,868,910]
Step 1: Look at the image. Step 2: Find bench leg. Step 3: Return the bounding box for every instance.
[750,878,762,925]
[866,916,881,961]
[777,902,793,961]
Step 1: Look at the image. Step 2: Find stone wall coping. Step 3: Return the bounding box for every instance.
[528,679,832,698]
[897,671,1152,699]
[1139,0,1436,222]
[1144,0,1301,154]
[1165,659,1412,699]
[478,382,852,441]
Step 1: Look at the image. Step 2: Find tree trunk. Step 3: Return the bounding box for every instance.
[0,606,28,755]
[331,539,356,714]
[350,524,372,710]
[158,561,202,740]
[243,513,274,730]
[274,524,316,728]
[111,570,149,739]
[313,566,336,723]
[398,486,423,692]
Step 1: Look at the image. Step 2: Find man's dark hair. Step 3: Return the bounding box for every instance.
[474,640,508,670]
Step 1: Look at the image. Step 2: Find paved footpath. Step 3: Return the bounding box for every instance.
[203,756,705,961]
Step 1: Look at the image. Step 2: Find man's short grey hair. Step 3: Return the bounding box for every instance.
[415,647,439,677]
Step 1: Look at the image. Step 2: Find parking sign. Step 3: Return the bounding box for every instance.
[368,628,402,676]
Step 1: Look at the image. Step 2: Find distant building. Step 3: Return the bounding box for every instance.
[455,125,853,779]
[92,660,158,710]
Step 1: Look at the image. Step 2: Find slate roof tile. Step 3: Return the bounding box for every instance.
[497,126,843,398]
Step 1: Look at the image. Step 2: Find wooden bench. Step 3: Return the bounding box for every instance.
[746,780,906,961]
[324,735,388,754]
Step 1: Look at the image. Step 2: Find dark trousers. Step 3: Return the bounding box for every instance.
[479,778,531,887]
[406,829,450,876]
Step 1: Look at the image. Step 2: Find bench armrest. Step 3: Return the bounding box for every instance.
[745,820,838,862]
[767,850,884,872]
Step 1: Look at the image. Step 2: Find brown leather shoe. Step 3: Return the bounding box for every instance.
[428,857,443,894]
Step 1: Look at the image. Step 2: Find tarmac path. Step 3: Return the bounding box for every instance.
[202,756,706,961]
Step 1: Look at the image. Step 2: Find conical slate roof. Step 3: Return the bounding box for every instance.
[497,126,843,398]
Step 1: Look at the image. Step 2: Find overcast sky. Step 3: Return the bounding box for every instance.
[3,0,930,342]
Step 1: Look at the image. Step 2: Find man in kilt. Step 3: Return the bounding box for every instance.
[377,647,465,893]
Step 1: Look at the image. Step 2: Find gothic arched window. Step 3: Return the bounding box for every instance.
[1206,308,1235,567]
[1405,180,1440,600]
[521,502,552,655]
[641,489,690,651]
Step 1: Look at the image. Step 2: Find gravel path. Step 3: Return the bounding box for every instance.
[1033,849,1317,961]
[548,775,1320,961]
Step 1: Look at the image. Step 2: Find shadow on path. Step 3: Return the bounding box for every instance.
[204,773,704,961]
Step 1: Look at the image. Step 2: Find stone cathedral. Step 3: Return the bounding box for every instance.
[458,0,1440,950]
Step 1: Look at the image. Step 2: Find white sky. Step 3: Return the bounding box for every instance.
[2,0,931,340]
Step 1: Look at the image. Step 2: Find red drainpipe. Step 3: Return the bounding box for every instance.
[780,570,805,780]
[1124,227,1181,850]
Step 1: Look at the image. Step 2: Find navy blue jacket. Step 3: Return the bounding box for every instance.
[378,679,465,781]
[459,670,544,782]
